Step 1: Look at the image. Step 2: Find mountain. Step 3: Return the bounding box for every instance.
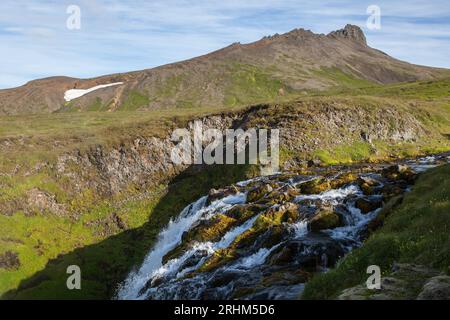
[0,24,448,115]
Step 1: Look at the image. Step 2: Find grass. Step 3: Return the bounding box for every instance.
[312,67,376,89]
[302,164,450,299]
[119,91,151,111]
[0,164,258,299]
[223,63,288,107]
[314,142,374,165]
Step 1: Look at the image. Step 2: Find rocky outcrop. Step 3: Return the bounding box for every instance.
[338,263,450,300]
[0,251,20,270]
[328,24,367,45]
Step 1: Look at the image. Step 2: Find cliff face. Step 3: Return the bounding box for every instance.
[1,99,437,219]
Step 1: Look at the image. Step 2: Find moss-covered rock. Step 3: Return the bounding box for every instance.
[382,165,417,183]
[207,185,240,204]
[357,176,381,195]
[299,178,331,194]
[246,184,273,203]
[309,209,342,232]
[329,172,358,189]
[225,204,266,221]
[355,198,383,214]
[197,248,236,272]
[163,214,237,263]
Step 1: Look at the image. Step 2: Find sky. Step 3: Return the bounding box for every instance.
[0,0,449,89]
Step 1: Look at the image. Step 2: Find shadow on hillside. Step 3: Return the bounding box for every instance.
[2,164,255,300]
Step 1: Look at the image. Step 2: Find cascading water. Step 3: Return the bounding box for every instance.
[117,153,449,300]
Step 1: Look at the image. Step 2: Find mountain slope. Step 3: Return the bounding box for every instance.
[0,24,448,115]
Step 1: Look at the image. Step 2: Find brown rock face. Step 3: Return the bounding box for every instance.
[0,251,20,270]
[328,24,367,45]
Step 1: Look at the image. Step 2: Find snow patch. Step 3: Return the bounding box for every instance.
[64,82,123,102]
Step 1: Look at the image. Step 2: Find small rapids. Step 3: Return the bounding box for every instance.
[117,153,449,300]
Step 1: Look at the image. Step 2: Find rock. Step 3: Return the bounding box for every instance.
[207,185,239,204]
[367,195,403,232]
[329,172,358,189]
[381,183,406,198]
[338,263,445,300]
[417,275,450,300]
[246,184,273,203]
[382,164,416,182]
[254,203,300,228]
[309,209,342,232]
[299,178,331,194]
[307,159,322,167]
[268,235,347,269]
[197,248,236,272]
[0,251,20,270]
[261,269,310,287]
[226,204,266,222]
[357,176,381,195]
[329,24,367,45]
[26,188,67,216]
[163,214,237,263]
[355,198,383,214]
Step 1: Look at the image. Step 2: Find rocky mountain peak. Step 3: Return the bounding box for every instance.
[328,24,367,45]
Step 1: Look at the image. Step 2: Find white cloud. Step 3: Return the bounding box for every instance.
[0,0,449,89]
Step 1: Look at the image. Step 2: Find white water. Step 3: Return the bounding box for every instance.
[230,244,281,270]
[290,220,309,238]
[117,192,250,300]
[117,196,207,299]
[294,185,361,204]
[64,82,124,102]
[117,154,449,300]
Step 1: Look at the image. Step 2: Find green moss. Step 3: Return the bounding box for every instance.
[314,142,374,165]
[302,164,450,299]
[119,91,150,111]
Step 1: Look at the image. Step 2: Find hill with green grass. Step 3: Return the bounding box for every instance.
[1,24,448,115]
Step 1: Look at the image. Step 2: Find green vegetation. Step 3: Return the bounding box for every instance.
[332,77,450,100]
[312,67,376,89]
[302,164,450,299]
[224,63,287,107]
[0,164,258,299]
[119,91,151,111]
[314,142,374,165]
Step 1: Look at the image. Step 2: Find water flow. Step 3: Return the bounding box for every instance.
[117,153,448,300]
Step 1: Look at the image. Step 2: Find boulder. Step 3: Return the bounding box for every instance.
[355,198,383,214]
[382,164,416,182]
[299,178,331,194]
[309,209,342,232]
[207,185,239,204]
[330,172,358,189]
[357,176,381,195]
[246,184,273,203]
[417,275,450,300]
[163,214,237,263]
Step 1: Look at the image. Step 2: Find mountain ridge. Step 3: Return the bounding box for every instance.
[0,24,448,115]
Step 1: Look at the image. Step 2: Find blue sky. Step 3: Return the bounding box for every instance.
[0,0,449,89]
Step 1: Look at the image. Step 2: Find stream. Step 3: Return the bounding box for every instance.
[117,153,449,300]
